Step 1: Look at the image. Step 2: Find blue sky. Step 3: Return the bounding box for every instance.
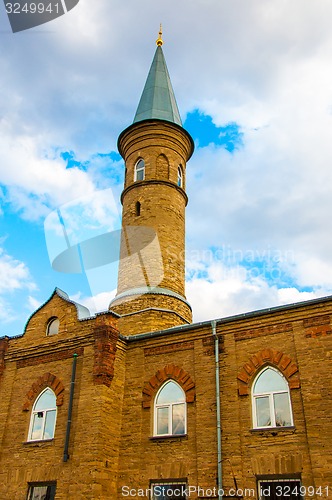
[1,0,332,337]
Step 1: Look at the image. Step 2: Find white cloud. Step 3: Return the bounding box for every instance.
[0,248,37,323]
[0,248,35,294]
[186,260,325,324]
[70,290,116,316]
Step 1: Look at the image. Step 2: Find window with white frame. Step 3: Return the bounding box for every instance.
[154,380,186,436]
[134,159,145,181]
[27,482,56,500]
[28,388,57,441]
[252,367,293,429]
[151,481,187,499]
[177,166,183,187]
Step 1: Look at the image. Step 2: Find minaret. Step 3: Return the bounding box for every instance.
[110,28,194,335]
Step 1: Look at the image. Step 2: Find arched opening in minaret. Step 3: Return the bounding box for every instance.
[177,165,183,187]
[134,159,145,181]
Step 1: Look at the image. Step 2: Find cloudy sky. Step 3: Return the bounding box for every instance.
[1,0,332,337]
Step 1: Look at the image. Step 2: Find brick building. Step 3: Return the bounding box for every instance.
[0,32,331,500]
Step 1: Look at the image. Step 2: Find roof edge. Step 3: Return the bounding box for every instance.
[120,293,332,342]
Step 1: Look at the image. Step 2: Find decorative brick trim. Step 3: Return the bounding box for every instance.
[0,338,9,379]
[303,315,330,327]
[304,326,332,338]
[23,373,65,411]
[142,364,195,408]
[93,325,119,387]
[202,336,224,356]
[235,323,293,342]
[17,347,84,368]
[237,348,300,396]
[144,341,194,356]
[303,315,331,338]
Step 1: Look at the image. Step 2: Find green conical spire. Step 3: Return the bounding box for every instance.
[133,39,182,126]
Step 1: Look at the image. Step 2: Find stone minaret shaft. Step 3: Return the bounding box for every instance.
[110,35,194,335]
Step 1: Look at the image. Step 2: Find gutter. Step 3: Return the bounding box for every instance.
[212,320,223,500]
[118,292,332,344]
[63,353,78,462]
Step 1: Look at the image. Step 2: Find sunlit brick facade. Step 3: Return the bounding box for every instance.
[0,39,331,500]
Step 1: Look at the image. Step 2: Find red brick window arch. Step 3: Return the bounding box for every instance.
[142,364,195,409]
[23,373,65,412]
[237,348,300,397]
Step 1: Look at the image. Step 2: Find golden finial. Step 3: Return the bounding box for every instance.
[156,24,163,47]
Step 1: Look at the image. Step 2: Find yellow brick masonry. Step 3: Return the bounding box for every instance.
[111,120,193,332]
[0,290,332,498]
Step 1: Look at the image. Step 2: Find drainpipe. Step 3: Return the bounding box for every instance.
[212,320,222,500]
[63,353,78,462]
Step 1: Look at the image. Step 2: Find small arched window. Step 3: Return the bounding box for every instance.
[46,317,59,336]
[154,380,186,436]
[177,166,183,187]
[134,159,145,181]
[28,388,57,441]
[252,367,293,429]
[135,201,141,216]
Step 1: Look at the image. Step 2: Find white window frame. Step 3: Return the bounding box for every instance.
[252,366,293,429]
[28,388,57,442]
[154,380,187,437]
[134,158,145,181]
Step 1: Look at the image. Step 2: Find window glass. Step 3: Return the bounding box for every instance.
[157,407,169,435]
[255,397,271,427]
[156,381,184,404]
[135,159,145,181]
[34,389,56,411]
[30,414,43,441]
[172,403,185,435]
[46,318,59,336]
[44,410,57,439]
[254,368,287,393]
[29,389,57,441]
[274,392,292,426]
[177,166,183,187]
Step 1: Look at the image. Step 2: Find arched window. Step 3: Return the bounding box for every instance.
[28,388,57,441]
[252,367,293,429]
[154,380,186,436]
[134,159,145,181]
[135,201,141,216]
[177,166,183,187]
[46,317,59,336]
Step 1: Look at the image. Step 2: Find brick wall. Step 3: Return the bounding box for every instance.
[1,291,331,499]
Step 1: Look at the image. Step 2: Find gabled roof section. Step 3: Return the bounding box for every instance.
[24,287,91,330]
[133,46,182,126]
[54,288,91,320]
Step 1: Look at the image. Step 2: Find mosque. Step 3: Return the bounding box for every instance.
[0,30,331,500]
